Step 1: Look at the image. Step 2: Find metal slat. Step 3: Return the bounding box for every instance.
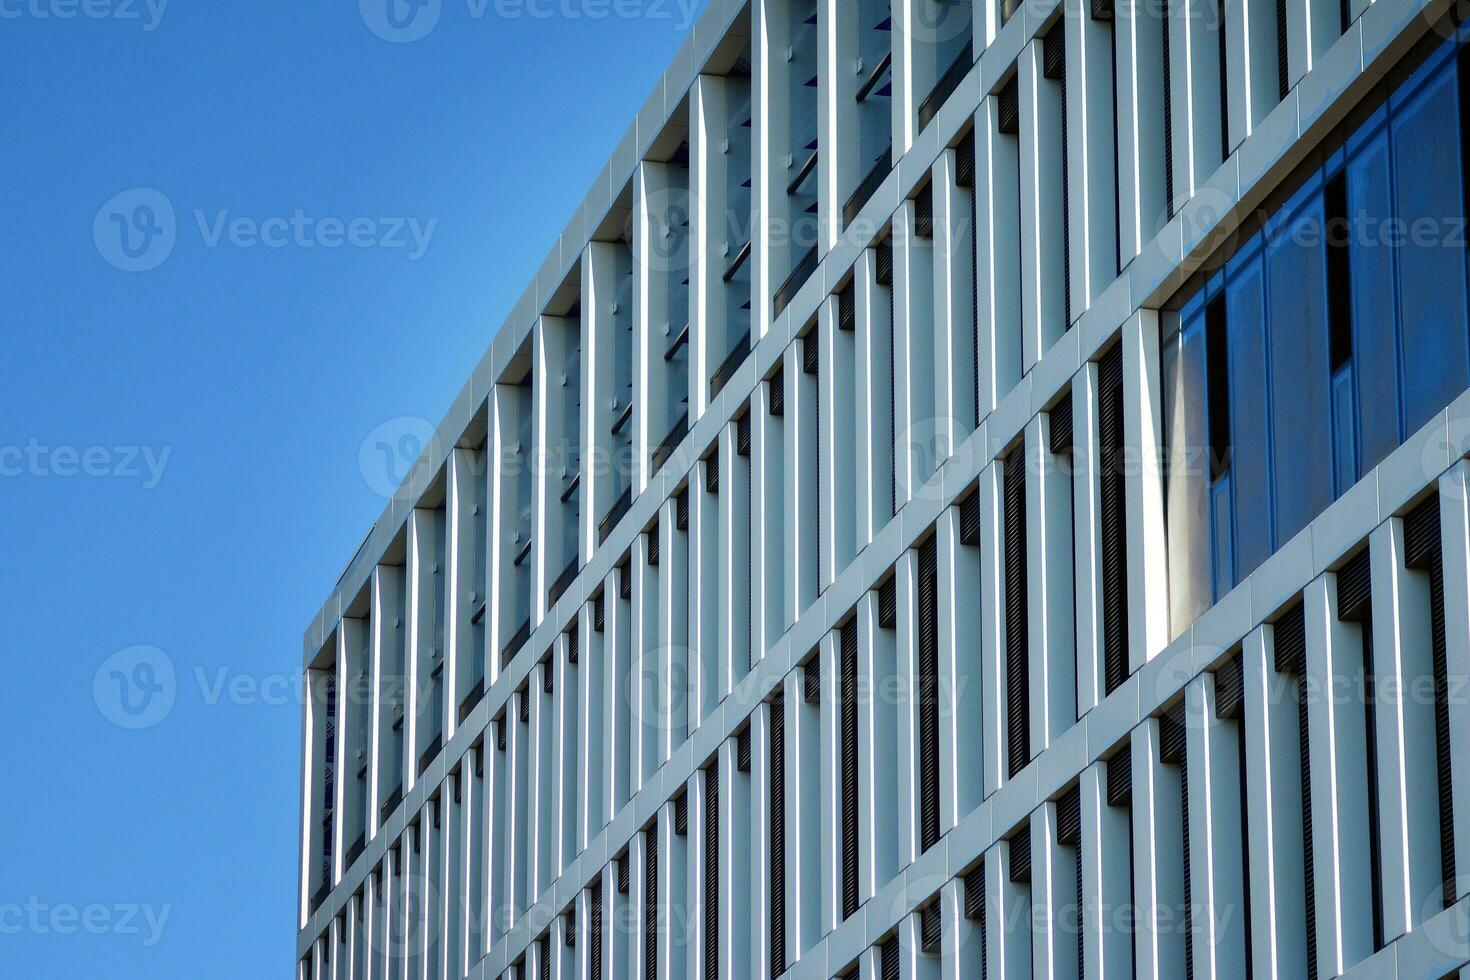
[841,620,860,919]
[1050,393,1074,456]
[769,693,787,975]
[645,827,658,980]
[1008,830,1032,883]
[704,763,719,980]
[1099,345,1130,695]
[590,885,602,980]
[881,937,900,980]
[1214,653,1246,720]
[918,538,941,852]
[1106,749,1132,807]
[920,901,941,955]
[1336,548,1373,622]
[1273,603,1307,675]
[1004,447,1031,778]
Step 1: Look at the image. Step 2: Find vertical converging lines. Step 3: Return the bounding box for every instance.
[918,537,942,852]
[1005,445,1031,779]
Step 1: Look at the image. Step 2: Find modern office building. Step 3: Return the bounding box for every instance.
[298,0,1470,975]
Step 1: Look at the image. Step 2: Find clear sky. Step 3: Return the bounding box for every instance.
[0,1,707,974]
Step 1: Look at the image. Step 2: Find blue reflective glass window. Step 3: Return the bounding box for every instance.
[1265,184,1335,547]
[1223,247,1275,579]
[1392,50,1470,434]
[1345,119,1403,471]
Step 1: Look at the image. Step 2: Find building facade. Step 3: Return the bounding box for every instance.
[298,0,1470,976]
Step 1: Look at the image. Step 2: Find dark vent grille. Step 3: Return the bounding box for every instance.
[1276,0,1289,101]
[1159,703,1187,764]
[496,715,507,751]
[768,369,785,417]
[769,693,787,976]
[1336,549,1373,622]
[918,537,941,852]
[617,853,630,894]
[998,77,1020,135]
[1008,830,1032,883]
[1092,0,1114,17]
[1273,602,1307,675]
[1214,653,1245,720]
[1056,785,1082,846]
[565,908,576,947]
[960,489,981,546]
[841,620,860,919]
[567,623,579,665]
[1004,447,1031,778]
[880,936,900,980]
[1050,393,1074,455]
[1162,0,1174,217]
[736,726,751,772]
[705,451,720,494]
[1157,703,1193,977]
[594,591,605,632]
[875,241,894,287]
[1107,747,1132,806]
[1404,496,1456,906]
[676,489,689,531]
[674,791,688,836]
[704,763,719,980]
[964,863,986,919]
[1043,25,1066,79]
[803,332,820,375]
[590,885,603,980]
[619,557,632,600]
[914,185,934,239]
[921,901,941,955]
[518,684,529,723]
[1404,496,1442,566]
[645,827,658,980]
[878,577,897,629]
[1099,345,1130,695]
[647,523,660,566]
[803,655,821,705]
[736,410,752,457]
[956,133,976,188]
[539,934,550,980]
[838,281,856,332]
[543,658,554,695]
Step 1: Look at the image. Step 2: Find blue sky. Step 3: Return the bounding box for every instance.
[0,1,706,974]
